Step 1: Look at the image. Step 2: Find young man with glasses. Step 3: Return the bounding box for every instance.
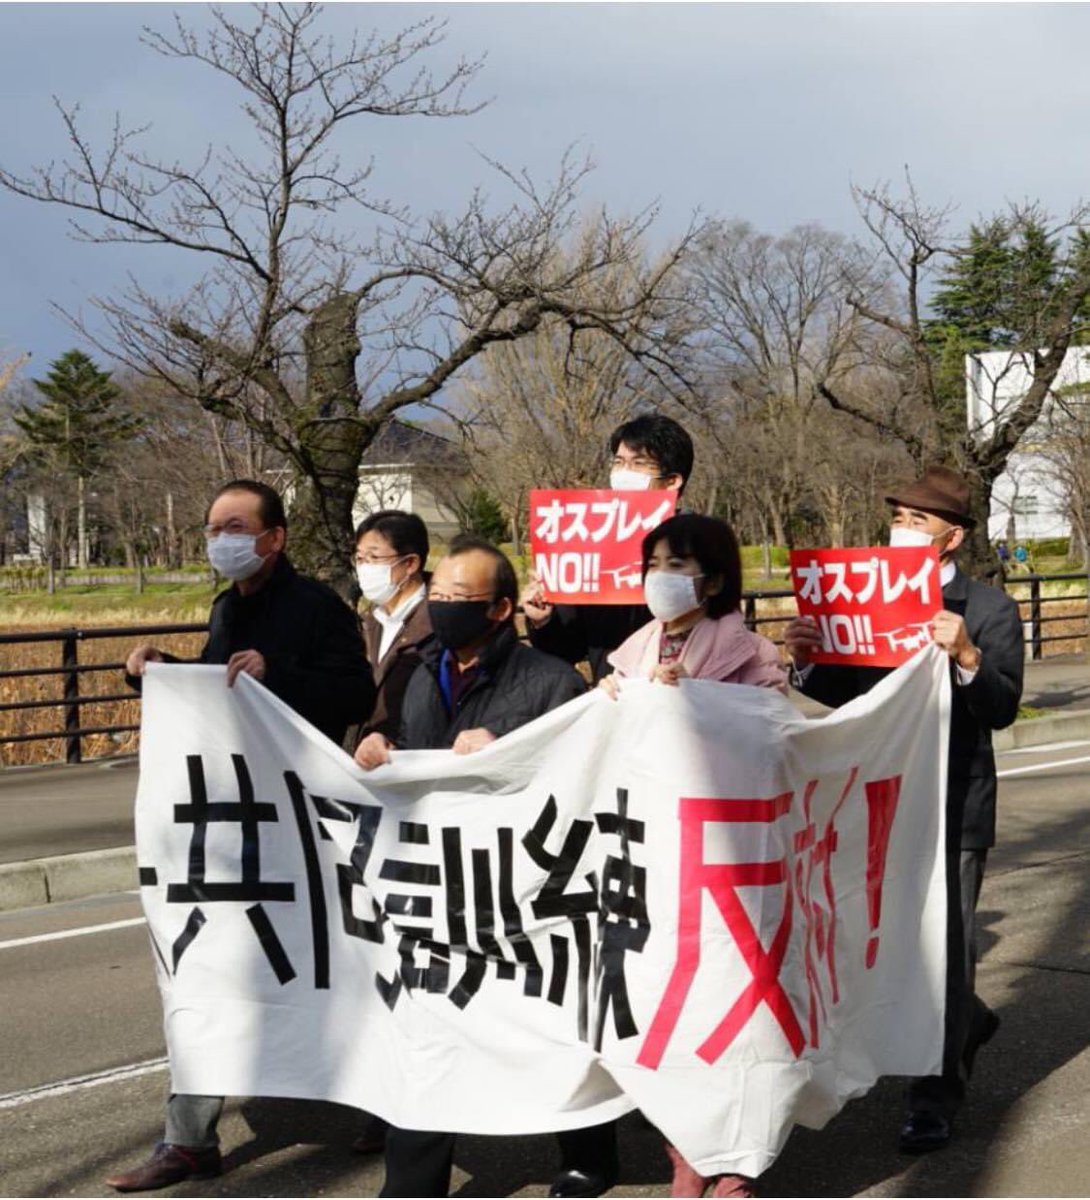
[520,413,694,1196]
[523,414,695,684]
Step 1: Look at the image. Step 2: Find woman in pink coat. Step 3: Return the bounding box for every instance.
[600,512,785,1199]
[602,512,785,697]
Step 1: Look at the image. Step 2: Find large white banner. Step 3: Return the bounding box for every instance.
[135,647,950,1178]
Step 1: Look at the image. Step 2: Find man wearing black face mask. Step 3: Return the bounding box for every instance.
[354,535,586,1199]
[355,534,586,769]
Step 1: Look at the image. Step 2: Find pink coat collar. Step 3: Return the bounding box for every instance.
[607,610,781,686]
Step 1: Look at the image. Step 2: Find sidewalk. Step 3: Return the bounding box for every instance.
[1,654,1087,910]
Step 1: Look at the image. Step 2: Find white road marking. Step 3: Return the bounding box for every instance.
[0,1057,168,1110]
[0,916,145,951]
[998,753,1090,779]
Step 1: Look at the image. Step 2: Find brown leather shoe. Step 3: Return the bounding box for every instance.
[105,1143,223,1192]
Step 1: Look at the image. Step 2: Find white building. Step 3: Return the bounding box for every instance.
[966,347,1090,543]
[353,420,470,540]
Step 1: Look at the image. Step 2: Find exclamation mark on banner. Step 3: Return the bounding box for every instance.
[853,614,875,656]
[863,776,902,968]
[586,553,599,593]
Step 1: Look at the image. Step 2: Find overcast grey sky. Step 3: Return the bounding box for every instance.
[4,2,1090,371]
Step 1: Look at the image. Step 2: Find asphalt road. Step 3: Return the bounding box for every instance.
[0,758,138,863]
[3,740,1090,1197]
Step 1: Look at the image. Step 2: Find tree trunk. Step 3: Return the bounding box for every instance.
[962,469,1003,583]
[165,490,177,568]
[289,293,370,602]
[77,476,88,567]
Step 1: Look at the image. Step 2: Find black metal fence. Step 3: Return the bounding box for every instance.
[0,623,207,764]
[2,573,1087,765]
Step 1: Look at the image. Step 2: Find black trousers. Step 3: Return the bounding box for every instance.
[555,1120,619,1175]
[908,848,991,1118]
[379,1120,619,1195]
[380,1127,455,1198]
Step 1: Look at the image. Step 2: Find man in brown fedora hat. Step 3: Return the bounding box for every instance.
[784,464,1024,1154]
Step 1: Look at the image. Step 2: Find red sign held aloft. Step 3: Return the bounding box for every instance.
[530,489,678,605]
[788,546,941,667]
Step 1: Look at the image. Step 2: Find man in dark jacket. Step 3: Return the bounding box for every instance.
[355,535,586,1198]
[523,413,694,684]
[784,466,1024,1155]
[355,535,585,766]
[354,509,434,745]
[108,480,374,1193]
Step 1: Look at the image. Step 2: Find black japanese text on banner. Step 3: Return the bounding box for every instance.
[136,653,950,1179]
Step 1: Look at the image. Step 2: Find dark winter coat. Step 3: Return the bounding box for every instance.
[397,623,587,750]
[128,555,374,745]
[527,601,650,683]
[357,593,434,743]
[797,566,1024,850]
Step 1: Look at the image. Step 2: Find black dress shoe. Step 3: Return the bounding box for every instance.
[899,1111,951,1154]
[963,1009,1001,1076]
[548,1168,618,1197]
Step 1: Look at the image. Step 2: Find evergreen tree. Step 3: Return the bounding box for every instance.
[461,488,508,544]
[922,217,1077,424]
[14,350,140,565]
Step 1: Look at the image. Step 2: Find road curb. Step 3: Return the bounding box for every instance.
[0,846,136,913]
[994,709,1090,751]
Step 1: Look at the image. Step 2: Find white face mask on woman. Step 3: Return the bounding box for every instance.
[356,560,404,606]
[643,570,703,623]
[206,532,267,582]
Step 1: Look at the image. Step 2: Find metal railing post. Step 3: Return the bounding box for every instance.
[1030,576,1043,661]
[743,593,757,632]
[61,631,81,764]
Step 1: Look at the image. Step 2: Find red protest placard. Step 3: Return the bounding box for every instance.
[788,546,942,667]
[530,488,678,605]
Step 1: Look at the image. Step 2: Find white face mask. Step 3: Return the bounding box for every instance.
[888,526,946,550]
[206,532,267,582]
[357,560,403,606]
[644,570,703,623]
[610,468,655,492]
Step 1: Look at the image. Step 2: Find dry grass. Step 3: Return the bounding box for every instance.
[0,621,206,767]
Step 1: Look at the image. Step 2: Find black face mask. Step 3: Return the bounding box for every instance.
[428,599,496,651]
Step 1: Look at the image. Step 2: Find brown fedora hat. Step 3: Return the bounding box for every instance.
[885,465,976,528]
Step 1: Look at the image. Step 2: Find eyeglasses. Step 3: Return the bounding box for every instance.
[611,456,658,472]
[427,590,495,603]
[356,553,403,566]
[204,521,265,539]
